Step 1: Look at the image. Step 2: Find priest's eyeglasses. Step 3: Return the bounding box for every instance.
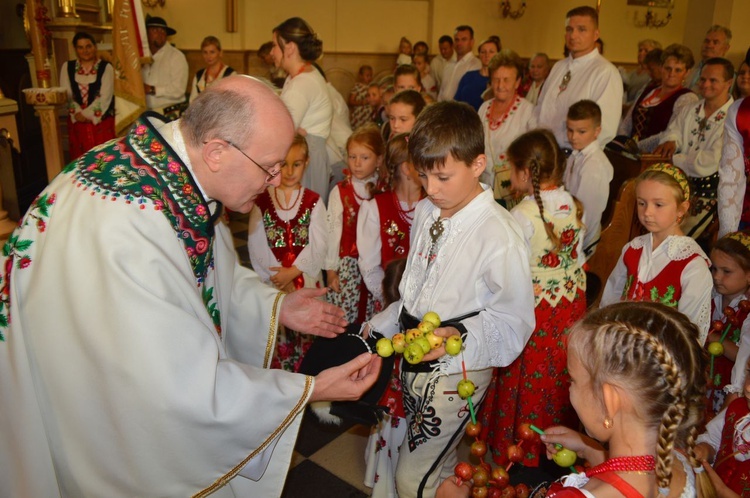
[226,141,282,182]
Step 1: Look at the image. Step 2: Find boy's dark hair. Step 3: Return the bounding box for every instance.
[408,101,484,171]
[455,25,474,38]
[566,6,599,26]
[258,41,273,57]
[383,258,407,307]
[438,35,453,46]
[704,57,735,82]
[643,48,664,67]
[567,99,602,127]
[394,64,422,87]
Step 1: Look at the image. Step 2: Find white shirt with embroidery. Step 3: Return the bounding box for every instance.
[718,98,748,237]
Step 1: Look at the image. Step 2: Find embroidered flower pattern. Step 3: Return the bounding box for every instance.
[0,193,56,340]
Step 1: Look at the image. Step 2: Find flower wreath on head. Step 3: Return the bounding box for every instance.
[725,231,750,253]
[644,163,690,202]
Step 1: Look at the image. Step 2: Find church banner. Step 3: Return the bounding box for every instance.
[112,0,150,135]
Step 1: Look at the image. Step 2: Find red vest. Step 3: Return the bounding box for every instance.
[255,188,320,290]
[715,397,750,496]
[337,179,364,259]
[621,245,700,306]
[737,98,750,225]
[374,192,413,267]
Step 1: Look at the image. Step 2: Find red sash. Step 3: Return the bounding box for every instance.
[621,246,699,306]
[255,188,320,290]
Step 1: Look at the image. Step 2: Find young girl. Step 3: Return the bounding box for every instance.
[696,357,750,497]
[386,90,426,141]
[326,125,384,323]
[439,302,714,498]
[480,129,586,468]
[247,135,327,371]
[705,231,750,416]
[600,163,712,344]
[397,36,413,66]
[413,54,437,100]
[349,65,375,130]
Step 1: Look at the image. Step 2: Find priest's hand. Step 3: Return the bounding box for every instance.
[309,352,382,402]
[280,287,347,337]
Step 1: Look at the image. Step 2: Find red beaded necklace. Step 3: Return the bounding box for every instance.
[487,96,519,131]
[586,455,656,478]
[273,186,302,212]
[393,191,417,225]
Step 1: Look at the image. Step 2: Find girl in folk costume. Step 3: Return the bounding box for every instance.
[705,232,750,417]
[326,125,384,323]
[439,303,713,497]
[480,129,586,468]
[600,164,712,343]
[59,32,115,160]
[697,358,750,497]
[247,135,327,371]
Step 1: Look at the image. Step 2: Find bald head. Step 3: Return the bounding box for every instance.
[181,75,293,151]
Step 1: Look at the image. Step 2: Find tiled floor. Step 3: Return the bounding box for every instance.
[228,210,562,497]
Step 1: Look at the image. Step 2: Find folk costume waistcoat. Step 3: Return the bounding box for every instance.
[621,245,699,307]
[375,191,412,267]
[338,179,363,259]
[715,397,750,496]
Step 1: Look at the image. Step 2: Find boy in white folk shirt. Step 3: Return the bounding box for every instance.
[365,101,535,498]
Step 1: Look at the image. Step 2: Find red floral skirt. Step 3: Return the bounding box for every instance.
[68,116,115,161]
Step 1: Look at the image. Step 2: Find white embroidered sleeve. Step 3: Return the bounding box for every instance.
[718,101,745,237]
[293,201,327,278]
[696,408,724,459]
[356,200,385,305]
[678,256,712,344]
[599,244,630,307]
[246,205,276,284]
[325,186,343,271]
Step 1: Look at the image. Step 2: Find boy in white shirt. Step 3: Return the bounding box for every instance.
[366,101,535,498]
[563,99,613,258]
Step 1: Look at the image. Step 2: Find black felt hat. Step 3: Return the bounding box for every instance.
[145,16,176,36]
[298,324,395,426]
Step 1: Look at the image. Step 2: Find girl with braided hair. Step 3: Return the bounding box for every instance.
[542,301,714,497]
[600,164,712,344]
[480,128,586,469]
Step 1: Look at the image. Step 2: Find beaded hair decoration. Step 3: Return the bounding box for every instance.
[726,231,750,253]
[644,163,690,201]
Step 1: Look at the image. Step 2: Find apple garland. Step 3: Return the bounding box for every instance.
[707,300,750,384]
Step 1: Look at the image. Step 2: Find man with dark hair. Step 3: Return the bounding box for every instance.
[438,25,481,101]
[431,34,455,88]
[686,25,732,92]
[141,16,188,116]
[535,6,623,149]
[657,57,735,239]
[0,75,381,497]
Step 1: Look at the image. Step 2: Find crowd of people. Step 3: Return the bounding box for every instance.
[11,4,750,498]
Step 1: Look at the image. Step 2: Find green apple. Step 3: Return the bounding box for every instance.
[417,321,435,334]
[404,342,425,364]
[457,378,475,399]
[708,341,724,356]
[405,328,423,344]
[425,331,443,349]
[414,336,431,354]
[445,335,463,356]
[391,333,407,354]
[376,337,394,357]
[552,448,577,467]
[422,311,441,328]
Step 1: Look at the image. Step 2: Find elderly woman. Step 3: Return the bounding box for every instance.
[620,39,662,106]
[477,50,537,208]
[271,17,333,203]
[59,31,115,160]
[454,38,500,111]
[189,36,235,103]
[618,44,698,152]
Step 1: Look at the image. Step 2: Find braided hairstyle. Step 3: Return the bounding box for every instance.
[273,17,323,62]
[569,302,713,497]
[506,129,568,251]
[384,133,410,191]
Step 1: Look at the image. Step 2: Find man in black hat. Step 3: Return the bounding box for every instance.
[142,16,188,116]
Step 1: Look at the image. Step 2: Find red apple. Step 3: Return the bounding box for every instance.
[471,439,488,458]
[473,467,490,487]
[466,420,483,438]
[517,423,537,442]
[472,486,489,498]
[507,444,523,463]
[490,466,510,488]
[500,485,517,498]
[739,300,750,312]
[712,319,725,331]
[455,461,474,481]
[515,483,530,498]
[488,488,502,498]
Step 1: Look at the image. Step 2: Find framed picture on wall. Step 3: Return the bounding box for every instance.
[627,0,672,6]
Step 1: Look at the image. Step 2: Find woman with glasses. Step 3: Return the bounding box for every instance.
[271,17,334,204]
